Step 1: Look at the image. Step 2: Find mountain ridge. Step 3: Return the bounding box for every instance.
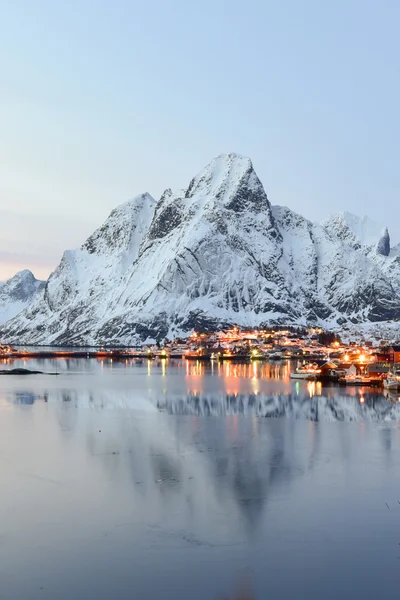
[1,153,399,344]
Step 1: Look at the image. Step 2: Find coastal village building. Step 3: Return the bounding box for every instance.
[375,349,391,363]
[388,345,400,363]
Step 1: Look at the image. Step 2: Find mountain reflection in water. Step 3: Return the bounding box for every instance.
[158,389,400,421]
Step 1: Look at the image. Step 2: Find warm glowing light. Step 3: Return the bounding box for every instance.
[308,381,316,397]
[252,362,258,379]
[359,354,365,362]
[360,396,365,403]
[344,354,349,361]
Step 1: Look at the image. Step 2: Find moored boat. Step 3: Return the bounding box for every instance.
[347,376,371,385]
[383,372,400,391]
[290,371,318,380]
[290,363,321,380]
[340,375,373,386]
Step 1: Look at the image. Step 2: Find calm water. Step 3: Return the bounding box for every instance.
[1,357,400,599]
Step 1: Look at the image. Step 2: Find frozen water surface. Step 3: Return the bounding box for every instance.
[1,357,400,599]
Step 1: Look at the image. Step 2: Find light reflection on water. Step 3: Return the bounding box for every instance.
[0,357,398,419]
[1,359,400,598]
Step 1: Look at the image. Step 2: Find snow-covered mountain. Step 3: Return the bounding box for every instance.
[1,153,400,345]
[321,211,391,255]
[0,270,44,324]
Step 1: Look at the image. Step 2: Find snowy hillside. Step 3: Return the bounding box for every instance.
[1,153,400,345]
[0,270,44,324]
[321,211,390,255]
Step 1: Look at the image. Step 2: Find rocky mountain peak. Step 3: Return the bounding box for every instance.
[184,153,271,214]
[376,227,390,256]
[0,269,44,324]
[3,269,41,298]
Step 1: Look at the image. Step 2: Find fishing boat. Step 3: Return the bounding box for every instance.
[343,375,371,385]
[290,363,321,380]
[383,371,400,391]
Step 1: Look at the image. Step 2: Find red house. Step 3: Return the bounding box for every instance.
[388,345,400,363]
[375,350,390,362]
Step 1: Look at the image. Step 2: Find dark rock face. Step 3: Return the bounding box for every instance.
[376,228,390,256]
[147,202,184,240]
[223,169,270,215]
[96,314,170,343]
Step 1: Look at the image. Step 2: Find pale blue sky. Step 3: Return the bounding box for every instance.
[1,0,399,279]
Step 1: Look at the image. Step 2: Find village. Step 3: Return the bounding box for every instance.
[1,326,400,389]
[167,327,400,389]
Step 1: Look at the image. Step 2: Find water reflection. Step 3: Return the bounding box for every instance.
[158,390,400,421]
[11,391,38,405]
[0,357,399,422]
[219,573,256,600]
[184,360,291,396]
[2,360,400,599]
[71,405,318,545]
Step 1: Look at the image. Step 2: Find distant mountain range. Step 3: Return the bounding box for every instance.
[1,153,400,345]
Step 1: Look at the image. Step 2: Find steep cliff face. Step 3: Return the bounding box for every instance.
[1,154,399,345]
[0,270,44,324]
